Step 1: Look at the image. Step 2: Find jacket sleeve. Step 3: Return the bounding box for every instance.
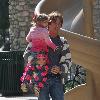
[59,38,72,74]
[43,29,57,50]
[26,27,33,42]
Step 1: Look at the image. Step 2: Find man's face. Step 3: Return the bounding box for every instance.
[56,18,62,29]
[48,18,62,34]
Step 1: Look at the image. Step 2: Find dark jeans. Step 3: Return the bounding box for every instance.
[38,75,64,100]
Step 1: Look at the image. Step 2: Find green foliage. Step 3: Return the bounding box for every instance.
[64,80,80,91]
[64,64,86,92]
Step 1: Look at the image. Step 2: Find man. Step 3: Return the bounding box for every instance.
[38,11,72,100]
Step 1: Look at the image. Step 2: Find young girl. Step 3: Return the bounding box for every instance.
[23,13,57,64]
[20,13,57,96]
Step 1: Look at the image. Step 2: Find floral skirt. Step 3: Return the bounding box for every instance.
[20,51,49,96]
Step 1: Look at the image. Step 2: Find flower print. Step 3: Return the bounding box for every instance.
[60,56,66,62]
[38,82,44,88]
[28,65,32,68]
[29,65,35,71]
[36,65,39,68]
[36,54,46,59]
[20,50,49,95]
[20,76,25,82]
[45,65,49,71]
[24,66,29,72]
[34,76,39,81]
[34,85,40,96]
[28,56,33,63]
[23,72,27,76]
[30,80,32,84]
[41,71,47,76]
[33,72,37,78]
[25,75,31,80]
[33,73,39,81]
[37,65,42,70]
[42,77,47,82]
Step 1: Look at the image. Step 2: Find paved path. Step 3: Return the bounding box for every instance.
[0,96,38,100]
[0,94,38,100]
[0,93,53,100]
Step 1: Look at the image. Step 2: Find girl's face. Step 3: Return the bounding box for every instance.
[37,20,48,28]
[42,20,48,27]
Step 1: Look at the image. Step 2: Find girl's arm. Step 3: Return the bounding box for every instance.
[43,29,57,50]
[26,28,33,42]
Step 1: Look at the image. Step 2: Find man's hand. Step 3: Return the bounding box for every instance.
[51,66,61,74]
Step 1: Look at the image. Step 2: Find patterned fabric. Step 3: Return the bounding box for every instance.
[59,37,72,84]
[48,36,72,75]
[60,37,72,73]
[20,52,49,96]
[38,37,72,100]
[22,36,72,86]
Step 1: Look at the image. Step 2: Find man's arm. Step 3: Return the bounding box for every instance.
[51,38,72,75]
[59,38,72,74]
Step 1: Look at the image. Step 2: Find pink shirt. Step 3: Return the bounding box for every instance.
[26,26,57,52]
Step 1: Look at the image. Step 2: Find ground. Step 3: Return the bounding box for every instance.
[0,96,38,100]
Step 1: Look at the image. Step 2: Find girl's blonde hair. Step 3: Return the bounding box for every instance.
[31,13,48,26]
[33,13,48,23]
